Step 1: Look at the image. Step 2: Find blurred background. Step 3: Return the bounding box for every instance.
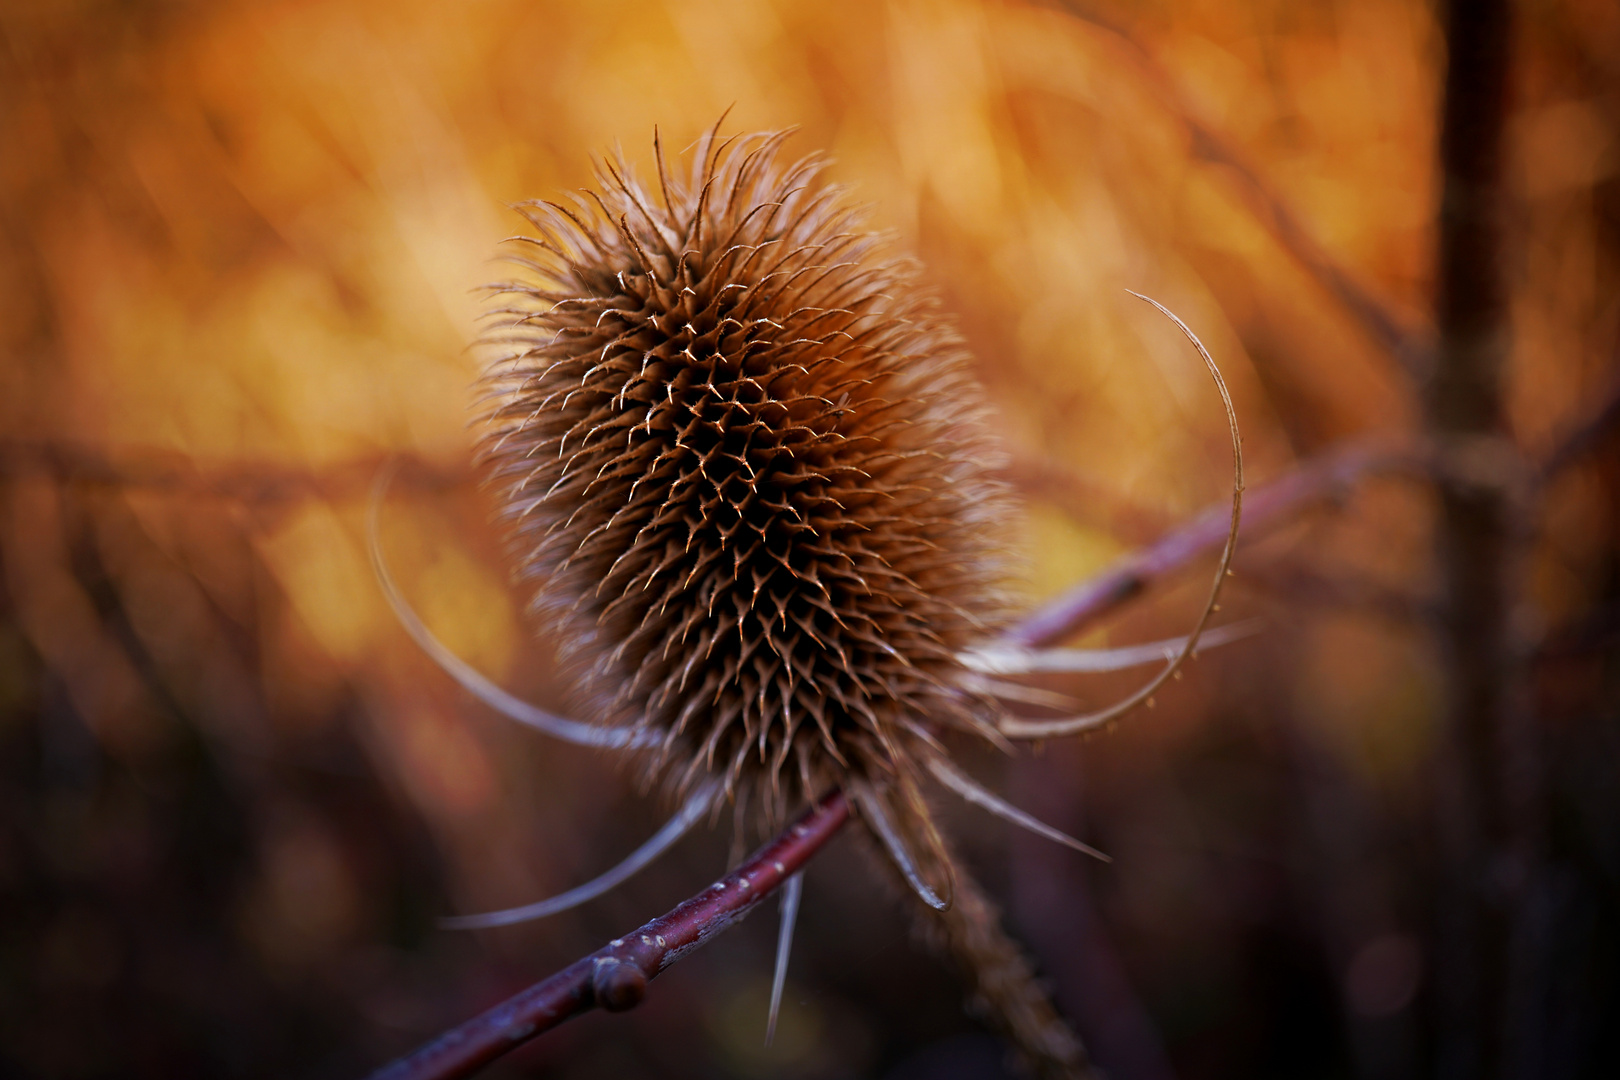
[1,0,1616,1077]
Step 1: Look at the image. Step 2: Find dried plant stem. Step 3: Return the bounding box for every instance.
[925,846,1096,1080]
[1003,440,1401,651]
[365,790,850,1080]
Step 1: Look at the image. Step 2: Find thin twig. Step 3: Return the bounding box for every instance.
[1535,362,1620,482]
[1042,0,1431,378]
[995,456,1172,543]
[1239,559,1432,627]
[364,790,850,1080]
[1002,441,1407,650]
[0,439,466,501]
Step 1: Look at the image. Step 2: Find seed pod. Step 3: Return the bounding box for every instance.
[478,126,1014,818]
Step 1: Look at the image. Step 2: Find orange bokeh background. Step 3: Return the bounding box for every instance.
[2,1,1615,1078]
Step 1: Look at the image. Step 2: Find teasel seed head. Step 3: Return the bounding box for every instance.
[477,125,1015,822]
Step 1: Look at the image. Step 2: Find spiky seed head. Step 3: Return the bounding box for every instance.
[479,126,1013,817]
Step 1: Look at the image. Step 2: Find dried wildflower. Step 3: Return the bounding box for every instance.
[480,125,1014,832]
[375,121,1242,1080]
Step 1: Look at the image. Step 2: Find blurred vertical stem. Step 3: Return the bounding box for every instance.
[1427,2,1542,1078]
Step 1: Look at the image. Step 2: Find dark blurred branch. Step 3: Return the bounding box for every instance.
[1006,361,1618,645]
[1532,602,1620,662]
[1002,441,1411,648]
[1424,2,1541,1078]
[1240,559,1433,627]
[996,456,1172,543]
[1044,1,1432,379]
[1535,366,1620,482]
[364,790,850,1080]
[0,440,466,501]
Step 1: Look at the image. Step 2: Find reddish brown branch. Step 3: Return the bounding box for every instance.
[364,790,850,1080]
[1002,441,1407,649]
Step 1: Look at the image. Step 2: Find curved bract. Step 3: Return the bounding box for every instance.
[439,779,720,930]
[367,462,650,750]
[996,292,1244,741]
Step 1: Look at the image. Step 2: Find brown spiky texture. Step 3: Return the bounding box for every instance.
[477,127,1015,821]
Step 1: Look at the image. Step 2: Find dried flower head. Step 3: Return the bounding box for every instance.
[479,126,1013,826]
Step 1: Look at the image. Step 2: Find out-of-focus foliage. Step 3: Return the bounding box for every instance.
[1,1,1615,1078]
